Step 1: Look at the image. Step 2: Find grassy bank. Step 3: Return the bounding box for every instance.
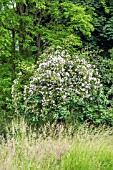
[0,120,113,170]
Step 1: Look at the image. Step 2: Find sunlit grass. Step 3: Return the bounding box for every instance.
[0,120,113,170]
[57,125,113,170]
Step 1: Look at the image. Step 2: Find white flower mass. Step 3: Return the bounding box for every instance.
[12,49,103,116]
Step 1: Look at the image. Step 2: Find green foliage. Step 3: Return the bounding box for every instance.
[0,0,94,62]
[0,63,13,135]
[0,0,113,132]
[102,17,113,40]
[12,48,111,126]
[0,0,95,132]
[78,47,113,113]
[87,49,113,108]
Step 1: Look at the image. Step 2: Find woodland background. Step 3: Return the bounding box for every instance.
[0,0,113,135]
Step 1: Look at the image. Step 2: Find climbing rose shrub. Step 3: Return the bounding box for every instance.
[12,49,103,124]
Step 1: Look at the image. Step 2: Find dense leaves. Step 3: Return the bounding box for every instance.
[12,49,112,126]
[0,0,113,132]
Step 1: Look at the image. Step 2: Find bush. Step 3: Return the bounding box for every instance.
[0,63,14,136]
[12,48,112,126]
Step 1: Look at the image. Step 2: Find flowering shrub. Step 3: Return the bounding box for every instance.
[12,48,105,125]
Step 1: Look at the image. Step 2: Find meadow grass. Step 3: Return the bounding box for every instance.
[0,120,113,170]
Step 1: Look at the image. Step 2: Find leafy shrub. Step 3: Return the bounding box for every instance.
[86,47,113,108]
[12,48,111,126]
[0,63,14,136]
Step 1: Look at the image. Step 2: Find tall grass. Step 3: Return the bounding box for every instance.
[57,126,113,170]
[0,120,113,170]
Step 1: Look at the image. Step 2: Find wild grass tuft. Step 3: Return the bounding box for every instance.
[0,120,113,170]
